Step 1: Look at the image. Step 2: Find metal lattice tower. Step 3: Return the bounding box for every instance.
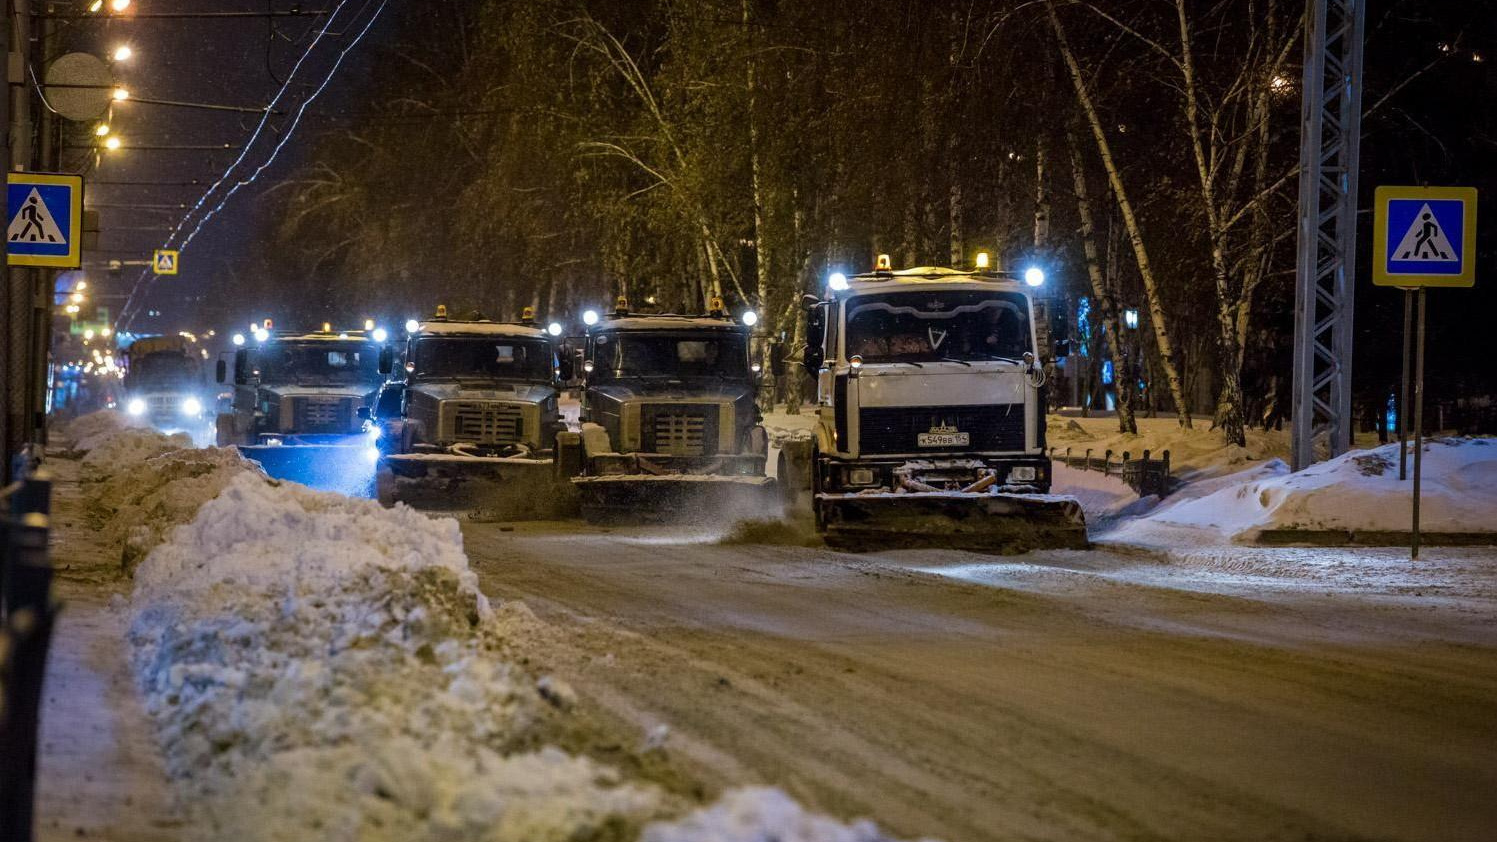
[1291,0,1366,471]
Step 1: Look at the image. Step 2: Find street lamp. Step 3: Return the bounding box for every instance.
[112,45,134,62]
[94,124,110,137]
[1123,308,1140,330]
[112,87,129,102]
[104,136,122,150]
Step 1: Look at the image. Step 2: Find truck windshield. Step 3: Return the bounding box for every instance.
[129,353,198,388]
[256,342,380,386]
[411,336,553,381]
[597,332,749,379]
[844,290,1032,363]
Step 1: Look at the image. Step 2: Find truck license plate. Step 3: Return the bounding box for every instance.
[917,431,969,447]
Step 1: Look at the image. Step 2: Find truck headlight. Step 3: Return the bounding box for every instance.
[127,398,146,416]
[845,467,876,486]
[1009,466,1037,482]
[181,397,203,416]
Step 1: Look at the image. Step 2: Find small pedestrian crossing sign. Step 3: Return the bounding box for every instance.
[1374,186,1477,288]
[6,172,83,268]
[153,249,179,275]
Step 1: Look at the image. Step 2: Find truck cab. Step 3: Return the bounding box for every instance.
[577,305,766,475]
[377,311,566,457]
[216,327,384,447]
[122,335,209,431]
[803,262,1052,498]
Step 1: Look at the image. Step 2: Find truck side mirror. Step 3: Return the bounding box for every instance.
[557,354,574,381]
[800,293,821,311]
[770,343,787,377]
[356,406,371,421]
[215,359,227,383]
[378,345,394,375]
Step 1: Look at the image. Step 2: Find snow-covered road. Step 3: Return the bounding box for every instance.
[463,520,1497,842]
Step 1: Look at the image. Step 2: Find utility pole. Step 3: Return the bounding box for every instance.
[1290,0,1365,471]
[3,0,34,482]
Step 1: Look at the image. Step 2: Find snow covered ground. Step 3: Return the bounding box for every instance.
[49,411,925,842]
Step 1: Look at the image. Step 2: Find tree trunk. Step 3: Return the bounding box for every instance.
[1047,1,1193,428]
[744,0,775,412]
[1067,126,1136,434]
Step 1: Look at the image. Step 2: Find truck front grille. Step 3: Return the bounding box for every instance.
[146,394,177,424]
[640,403,721,456]
[292,396,355,433]
[858,405,1025,455]
[445,401,524,445]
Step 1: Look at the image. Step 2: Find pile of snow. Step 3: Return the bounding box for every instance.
[129,474,668,840]
[1110,438,1497,544]
[643,788,929,842]
[127,473,923,841]
[79,426,194,478]
[65,410,265,567]
[99,446,267,569]
[64,409,139,451]
[762,407,817,448]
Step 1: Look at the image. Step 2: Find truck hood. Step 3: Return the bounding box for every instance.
[259,384,375,401]
[854,362,1027,407]
[591,381,754,404]
[407,382,556,404]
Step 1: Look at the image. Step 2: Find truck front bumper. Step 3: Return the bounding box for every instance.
[819,454,1052,494]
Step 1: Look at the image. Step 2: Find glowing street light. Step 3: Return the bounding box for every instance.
[94,123,110,137]
[112,87,129,102]
[112,45,134,62]
[1123,308,1140,330]
[104,136,122,150]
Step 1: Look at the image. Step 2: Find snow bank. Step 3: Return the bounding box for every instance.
[1111,438,1497,544]
[79,426,194,477]
[643,787,931,842]
[1046,414,1290,481]
[129,474,668,841]
[64,410,266,567]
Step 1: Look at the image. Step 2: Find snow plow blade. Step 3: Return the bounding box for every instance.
[573,475,776,525]
[818,492,1088,553]
[238,444,378,496]
[377,454,576,520]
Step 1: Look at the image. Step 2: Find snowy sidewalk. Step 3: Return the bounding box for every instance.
[33,456,181,842]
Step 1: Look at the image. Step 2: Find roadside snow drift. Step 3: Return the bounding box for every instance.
[1113,438,1497,543]
[57,407,925,841]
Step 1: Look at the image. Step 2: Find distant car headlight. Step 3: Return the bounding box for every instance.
[181,397,203,416]
[127,398,146,416]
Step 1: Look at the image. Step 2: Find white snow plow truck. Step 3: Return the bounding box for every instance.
[780,258,1086,552]
[373,306,572,518]
[121,334,210,433]
[555,298,772,523]
[215,325,384,486]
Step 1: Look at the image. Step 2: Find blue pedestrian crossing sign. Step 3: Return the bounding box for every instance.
[1373,186,1477,288]
[6,172,83,268]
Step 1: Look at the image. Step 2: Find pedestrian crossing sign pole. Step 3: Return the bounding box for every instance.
[6,172,83,268]
[1373,185,1478,560]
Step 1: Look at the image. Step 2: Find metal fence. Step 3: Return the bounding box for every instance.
[1049,446,1174,498]
[1,468,55,842]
